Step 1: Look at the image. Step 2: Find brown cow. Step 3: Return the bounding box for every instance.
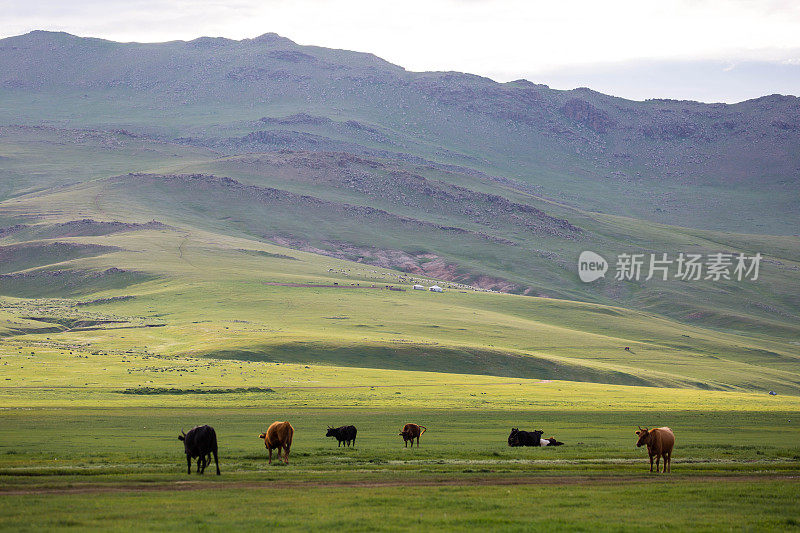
[400,423,427,447]
[635,426,675,473]
[258,421,294,464]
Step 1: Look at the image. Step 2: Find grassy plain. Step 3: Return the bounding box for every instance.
[1,108,799,531]
[2,480,800,531]
[1,357,799,530]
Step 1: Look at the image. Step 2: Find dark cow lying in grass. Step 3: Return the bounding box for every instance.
[508,428,542,446]
[178,425,220,475]
[326,425,357,447]
[508,428,564,447]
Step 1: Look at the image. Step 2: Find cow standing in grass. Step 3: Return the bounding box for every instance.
[178,425,220,475]
[326,425,357,447]
[635,426,675,473]
[400,423,426,447]
[259,421,294,464]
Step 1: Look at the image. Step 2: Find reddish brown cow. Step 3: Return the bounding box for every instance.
[635,426,675,473]
[259,421,294,464]
[400,423,427,447]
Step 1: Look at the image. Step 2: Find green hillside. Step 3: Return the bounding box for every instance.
[1,31,799,233]
[1,30,800,531]
[0,31,798,396]
[1,197,798,392]
[2,127,798,341]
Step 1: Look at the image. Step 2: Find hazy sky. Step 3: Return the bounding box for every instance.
[3,0,800,102]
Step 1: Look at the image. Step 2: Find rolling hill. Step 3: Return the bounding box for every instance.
[1,31,799,233]
[0,31,799,393]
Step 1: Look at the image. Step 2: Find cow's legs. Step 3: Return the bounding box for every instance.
[212,449,220,475]
[649,454,654,472]
[197,456,205,474]
[665,452,671,473]
[416,436,420,447]
[655,455,661,473]
[200,453,211,474]
[283,444,290,464]
[186,454,192,475]
[268,446,273,465]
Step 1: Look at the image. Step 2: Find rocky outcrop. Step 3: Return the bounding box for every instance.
[560,98,616,133]
[267,236,522,293]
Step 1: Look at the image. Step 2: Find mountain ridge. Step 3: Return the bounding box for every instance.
[6,30,799,106]
[2,30,798,238]
[0,30,799,341]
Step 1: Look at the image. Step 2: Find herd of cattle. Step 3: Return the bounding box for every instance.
[179,423,675,475]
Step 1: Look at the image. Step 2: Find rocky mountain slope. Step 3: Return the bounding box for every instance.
[1,31,799,233]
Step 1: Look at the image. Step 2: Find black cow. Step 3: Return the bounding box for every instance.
[326,425,357,447]
[507,427,544,447]
[178,425,220,475]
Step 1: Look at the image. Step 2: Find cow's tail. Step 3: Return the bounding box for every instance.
[286,425,294,449]
[419,426,427,435]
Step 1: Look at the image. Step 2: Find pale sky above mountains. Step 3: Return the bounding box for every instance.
[3,0,799,103]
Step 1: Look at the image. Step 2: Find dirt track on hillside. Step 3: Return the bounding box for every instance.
[3,474,798,496]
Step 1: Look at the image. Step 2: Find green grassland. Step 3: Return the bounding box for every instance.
[1,359,799,530]
[0,125,218,202]
[2,128,799,343]
[1,224,799,529]
[0,231,797,390]
[3,481,799,531]
[1,35,800,529]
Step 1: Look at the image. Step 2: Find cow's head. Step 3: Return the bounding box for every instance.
[326,427,336,437]
[508,428,520,447]
[258,432,267,440]
[178,429,190,454]
[635,426,651,447]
